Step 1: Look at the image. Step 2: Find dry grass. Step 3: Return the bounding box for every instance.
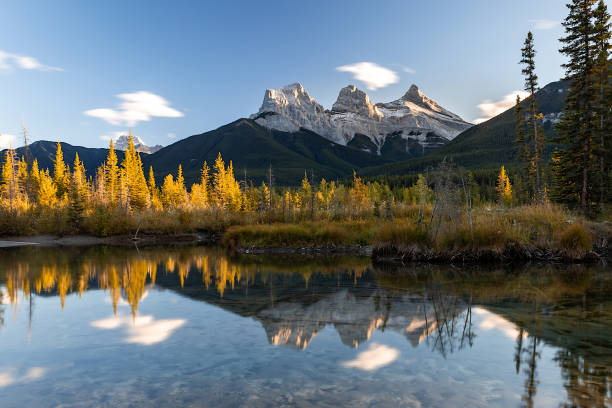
[223,220,375,249]
[0,203,604,261]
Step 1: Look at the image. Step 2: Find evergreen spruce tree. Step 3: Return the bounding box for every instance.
[514,95,533,201]
[520,32,544,201]
[591,0,612,206]
[555,0,598,213]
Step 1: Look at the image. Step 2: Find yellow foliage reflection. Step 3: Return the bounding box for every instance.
[0,248,369,318]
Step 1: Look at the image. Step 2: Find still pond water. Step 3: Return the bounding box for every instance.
[0,245,611,407]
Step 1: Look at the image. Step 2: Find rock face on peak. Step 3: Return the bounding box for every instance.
[251,83,340,143]
[397,84,463,121]
[114,135,163,154]
[251,83,472,158]
[332,85,382,119]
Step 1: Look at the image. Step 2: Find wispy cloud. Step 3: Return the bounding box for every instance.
[0,50,63,72]
[167,132,177,139]
[99,130,125,142]
[529,19,559,30]
[473,90,530,124]
[0,133,17,150]
[85,91,184,127]
[336,62,399,91]
[402,66,416,74]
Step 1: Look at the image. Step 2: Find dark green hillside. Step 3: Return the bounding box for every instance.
[360,79,568,177]
[1,141,128,176]
[144,119,391,185]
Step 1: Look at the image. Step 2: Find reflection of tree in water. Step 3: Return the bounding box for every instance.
[518,335,541,408]
[423,287,474,358]
[0,288,5,334]
[556,350,612,407]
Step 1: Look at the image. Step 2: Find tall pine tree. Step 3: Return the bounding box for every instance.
[591,0,612,206]
[514,95,533,201]
[555,0,598,213]
[520,32,544,202]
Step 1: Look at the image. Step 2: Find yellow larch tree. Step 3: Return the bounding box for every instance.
[53,142,70,199]
[496,166,512,205]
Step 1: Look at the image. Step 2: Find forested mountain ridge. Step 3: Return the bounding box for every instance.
[359,79,569,177]
[1,141,129,177]
[141,118,392,185]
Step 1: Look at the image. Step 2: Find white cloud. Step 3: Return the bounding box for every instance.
[336,62,399,91]
[529,19,559,30]
[342,342,399,371]
[99,130,126,142]
[402,66,416,74]
[0,367,47,388]
[85,91,184,126]
[0,133,17,150]
[0,50,63,72]
[91,314,186,346]
[167,133,176,139]
[473,307,527,340]
[473,90,530,124]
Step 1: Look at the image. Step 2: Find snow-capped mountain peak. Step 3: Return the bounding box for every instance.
[251,83,472,156]
[332,85,382,119]
[113,134,163,154]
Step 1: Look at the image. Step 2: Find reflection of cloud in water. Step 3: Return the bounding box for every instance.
[91,314,186,345]
[473,307,525,340]
[342,343,399,371]
[0,367,46,387]
[0,289,14,305]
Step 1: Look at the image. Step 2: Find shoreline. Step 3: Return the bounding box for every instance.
[0,233,212,248]
[0,233,607,265]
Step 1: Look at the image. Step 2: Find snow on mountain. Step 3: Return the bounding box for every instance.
[251,83,472,155]
[113,135,163,154]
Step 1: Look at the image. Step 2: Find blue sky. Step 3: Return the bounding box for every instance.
[0,0,589,149]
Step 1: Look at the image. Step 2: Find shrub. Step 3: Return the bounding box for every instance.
[374,222,430,247]
[557,223,592,257]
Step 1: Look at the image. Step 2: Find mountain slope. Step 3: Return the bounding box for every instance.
[1,141,128,176]
[360,79,568,176]
[143,118,391,185]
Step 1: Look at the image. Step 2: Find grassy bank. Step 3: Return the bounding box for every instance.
[1,202,610,263]
[223,204,611,262]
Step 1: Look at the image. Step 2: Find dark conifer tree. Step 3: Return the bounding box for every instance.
[514,95,533,201]
[520,32,544,201]
[591,0,612,206]
[555,0,598,213]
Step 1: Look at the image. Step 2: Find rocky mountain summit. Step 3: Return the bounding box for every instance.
[114,135,163,154]
[251,83,472,156]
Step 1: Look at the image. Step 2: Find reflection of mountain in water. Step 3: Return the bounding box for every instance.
[151,266,464,351]
[257,290,443,350]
